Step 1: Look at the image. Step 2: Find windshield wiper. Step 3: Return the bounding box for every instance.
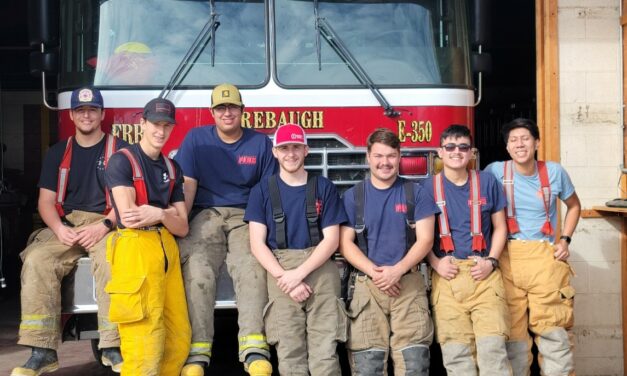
[315,15,400,118]
[160,0,220,99]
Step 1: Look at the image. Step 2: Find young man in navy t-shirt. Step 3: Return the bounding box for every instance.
[245,123,348,375]
[340,128,436,375]
[424,124,511,375]
[175,84,277,376]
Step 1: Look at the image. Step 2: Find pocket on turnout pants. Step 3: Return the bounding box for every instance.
[105,276,147,324]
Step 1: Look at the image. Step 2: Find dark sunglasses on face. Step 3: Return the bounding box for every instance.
[441,143,472,152]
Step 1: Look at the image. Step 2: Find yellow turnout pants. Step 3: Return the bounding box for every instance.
[106,227,191,376]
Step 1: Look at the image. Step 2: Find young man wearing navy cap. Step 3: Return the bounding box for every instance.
[245,124,348,375]
[12,87,127,376]
[105,97,191,375]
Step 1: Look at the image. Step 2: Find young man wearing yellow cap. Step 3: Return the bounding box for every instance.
[175,84,277,376]
[245,124,348,375]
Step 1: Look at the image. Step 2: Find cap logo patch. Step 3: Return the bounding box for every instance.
[221,90,230,98]
[291,134,303,140]
[78,89,94,102]
[156,103,172,113]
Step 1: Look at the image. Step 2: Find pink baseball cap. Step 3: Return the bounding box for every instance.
[273,124,307,147]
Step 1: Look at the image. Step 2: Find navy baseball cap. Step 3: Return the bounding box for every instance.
[143,98,176,124]
[70,87,104,110]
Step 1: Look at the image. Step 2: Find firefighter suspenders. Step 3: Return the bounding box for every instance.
[268,175,321,249]
[55,134,117,217]
[433,170,486,254]
[503,160,553,236]
[353,178,416,257]
[117,148,176,206]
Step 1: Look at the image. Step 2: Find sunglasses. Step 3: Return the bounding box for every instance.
[441,143,471,152]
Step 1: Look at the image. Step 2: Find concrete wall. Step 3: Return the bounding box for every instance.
[558,1,624,374]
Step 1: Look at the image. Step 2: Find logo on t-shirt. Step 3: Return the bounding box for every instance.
[96,156,106,171]
[238,155,257,165]
[162,171,170,184]
[395,203,407,213]
[467,197,487,206]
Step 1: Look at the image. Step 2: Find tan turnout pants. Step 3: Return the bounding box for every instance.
[18,210,119,350]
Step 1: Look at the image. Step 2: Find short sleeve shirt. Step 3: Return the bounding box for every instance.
[484,160,576,242]
[106,144,185,225]
[244,175,347,250]
[38,135,129,214]
[174,126,278,208]
[342,178,438,266]
[423,171,506,259]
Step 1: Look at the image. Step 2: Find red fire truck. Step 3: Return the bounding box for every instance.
[29,0,490,363]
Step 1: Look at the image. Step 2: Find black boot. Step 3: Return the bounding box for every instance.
[10,347,59,376]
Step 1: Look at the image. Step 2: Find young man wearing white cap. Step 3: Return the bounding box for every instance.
[175,83,277,376]
[105,97,191,375]
[245,124,348,375]
[12,87,126,376]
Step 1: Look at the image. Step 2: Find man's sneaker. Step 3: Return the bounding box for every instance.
[10,347,59,376]
[101,347,123,373]
[244,358,272,376]
[181,362,205,376]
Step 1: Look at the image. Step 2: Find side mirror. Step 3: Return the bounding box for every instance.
[28,0,60,47]
[471,0,492,48]
[29,50,58,77]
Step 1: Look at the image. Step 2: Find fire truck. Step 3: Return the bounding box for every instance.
[28,0,490,364]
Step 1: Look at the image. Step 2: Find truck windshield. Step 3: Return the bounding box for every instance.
[274,0,470,87]
[59,0,267,89]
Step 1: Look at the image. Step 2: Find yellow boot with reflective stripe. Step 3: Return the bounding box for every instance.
[245,359,272,376]
[180,363,204,376]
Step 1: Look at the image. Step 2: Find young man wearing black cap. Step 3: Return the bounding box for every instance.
[175,83,277,376]
[104,98,191,376]
[12,87,127,376]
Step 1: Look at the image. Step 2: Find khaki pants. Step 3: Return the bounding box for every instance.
[347,271,433,376]
[264,248,347,376]
[501,240,575,376]
[178,207,269,364]
[18,210,119,350]
[106,228,191,376]
[431,259,511,375]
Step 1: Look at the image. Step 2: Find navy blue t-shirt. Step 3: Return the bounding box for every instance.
[174,126,278,208]
[244,175,347,250]
[342,178,437,266]
[423,171,506,259]
[38,135,129,214]
[105,144,185,226]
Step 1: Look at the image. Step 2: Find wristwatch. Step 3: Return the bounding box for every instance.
[486,257,499,270]
[560,235,572,244]
[102,218,114,231]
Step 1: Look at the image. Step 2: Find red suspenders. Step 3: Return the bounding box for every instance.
[433,170,486,253]
[503,160,553,236]
[55,134,116,217]
[117,148,176,206]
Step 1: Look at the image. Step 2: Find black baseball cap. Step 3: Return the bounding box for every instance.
[143,98,176,124]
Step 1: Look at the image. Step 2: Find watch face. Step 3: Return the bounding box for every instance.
[103,219,113,230]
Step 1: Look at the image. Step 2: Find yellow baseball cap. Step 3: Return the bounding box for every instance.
[211,83,243,108]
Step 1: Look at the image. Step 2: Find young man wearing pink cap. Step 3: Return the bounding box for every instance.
[245,124,348,375]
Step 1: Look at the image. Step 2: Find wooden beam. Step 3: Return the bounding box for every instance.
[535,0,560,162]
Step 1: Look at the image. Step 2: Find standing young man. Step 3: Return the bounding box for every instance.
[424,124,511,375]
[485,118,581,376]
[12,87,125,376]
[105,97,191,375]
[245,124,348,375]
[340,128,436,375]
[175,83,277,376]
